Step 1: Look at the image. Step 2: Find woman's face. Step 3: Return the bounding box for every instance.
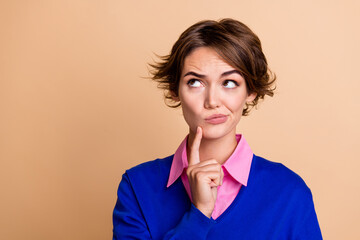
[176,47,256,140]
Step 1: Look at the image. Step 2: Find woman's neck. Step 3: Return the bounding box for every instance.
[187,130,238,165]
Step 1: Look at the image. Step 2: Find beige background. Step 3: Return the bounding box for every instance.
[1,0,359,239]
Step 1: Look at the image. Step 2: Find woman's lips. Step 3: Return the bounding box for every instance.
[205,114,228,124]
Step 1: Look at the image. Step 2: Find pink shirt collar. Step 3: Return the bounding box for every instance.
[167,134,253,188]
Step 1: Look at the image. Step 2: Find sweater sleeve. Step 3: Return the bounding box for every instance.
[163,204,216,239]
[112,173,215,240]
[291,186,323,240]
[112,173,151,239]
[288,184,323,240]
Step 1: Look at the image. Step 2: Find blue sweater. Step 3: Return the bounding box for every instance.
[113,154,322,239]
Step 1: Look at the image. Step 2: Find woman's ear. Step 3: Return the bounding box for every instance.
[170,91,180,101]
[246,92,257,102]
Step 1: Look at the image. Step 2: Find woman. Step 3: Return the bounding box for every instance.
[113,19,322,239]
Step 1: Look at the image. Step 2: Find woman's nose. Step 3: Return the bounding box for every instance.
[204,86,220,109]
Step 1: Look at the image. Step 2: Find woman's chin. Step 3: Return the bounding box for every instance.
[201,127,234,140]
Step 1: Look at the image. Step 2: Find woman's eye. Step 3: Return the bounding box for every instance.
[187,79,202,87]
[223,80,239,89]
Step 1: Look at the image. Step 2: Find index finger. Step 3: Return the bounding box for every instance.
[188,126,202,166]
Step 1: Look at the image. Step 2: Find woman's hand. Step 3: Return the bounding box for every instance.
[186,126,224,218]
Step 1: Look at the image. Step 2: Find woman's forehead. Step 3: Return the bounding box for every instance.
[182,47,235,75]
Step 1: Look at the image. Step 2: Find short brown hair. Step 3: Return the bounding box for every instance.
[150,18,276,115]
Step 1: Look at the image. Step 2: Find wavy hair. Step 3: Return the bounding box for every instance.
[149,18,276,115]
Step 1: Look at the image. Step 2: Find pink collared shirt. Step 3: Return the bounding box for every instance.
[167,134,253,219]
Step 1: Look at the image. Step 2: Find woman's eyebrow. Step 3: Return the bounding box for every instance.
[183,71,205,78]
[183,70,241,78]
[221,70,241,77]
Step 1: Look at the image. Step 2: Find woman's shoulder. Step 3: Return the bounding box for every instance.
[125,155,174,184]
[127,154,173,172]
[251,154,312,196]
